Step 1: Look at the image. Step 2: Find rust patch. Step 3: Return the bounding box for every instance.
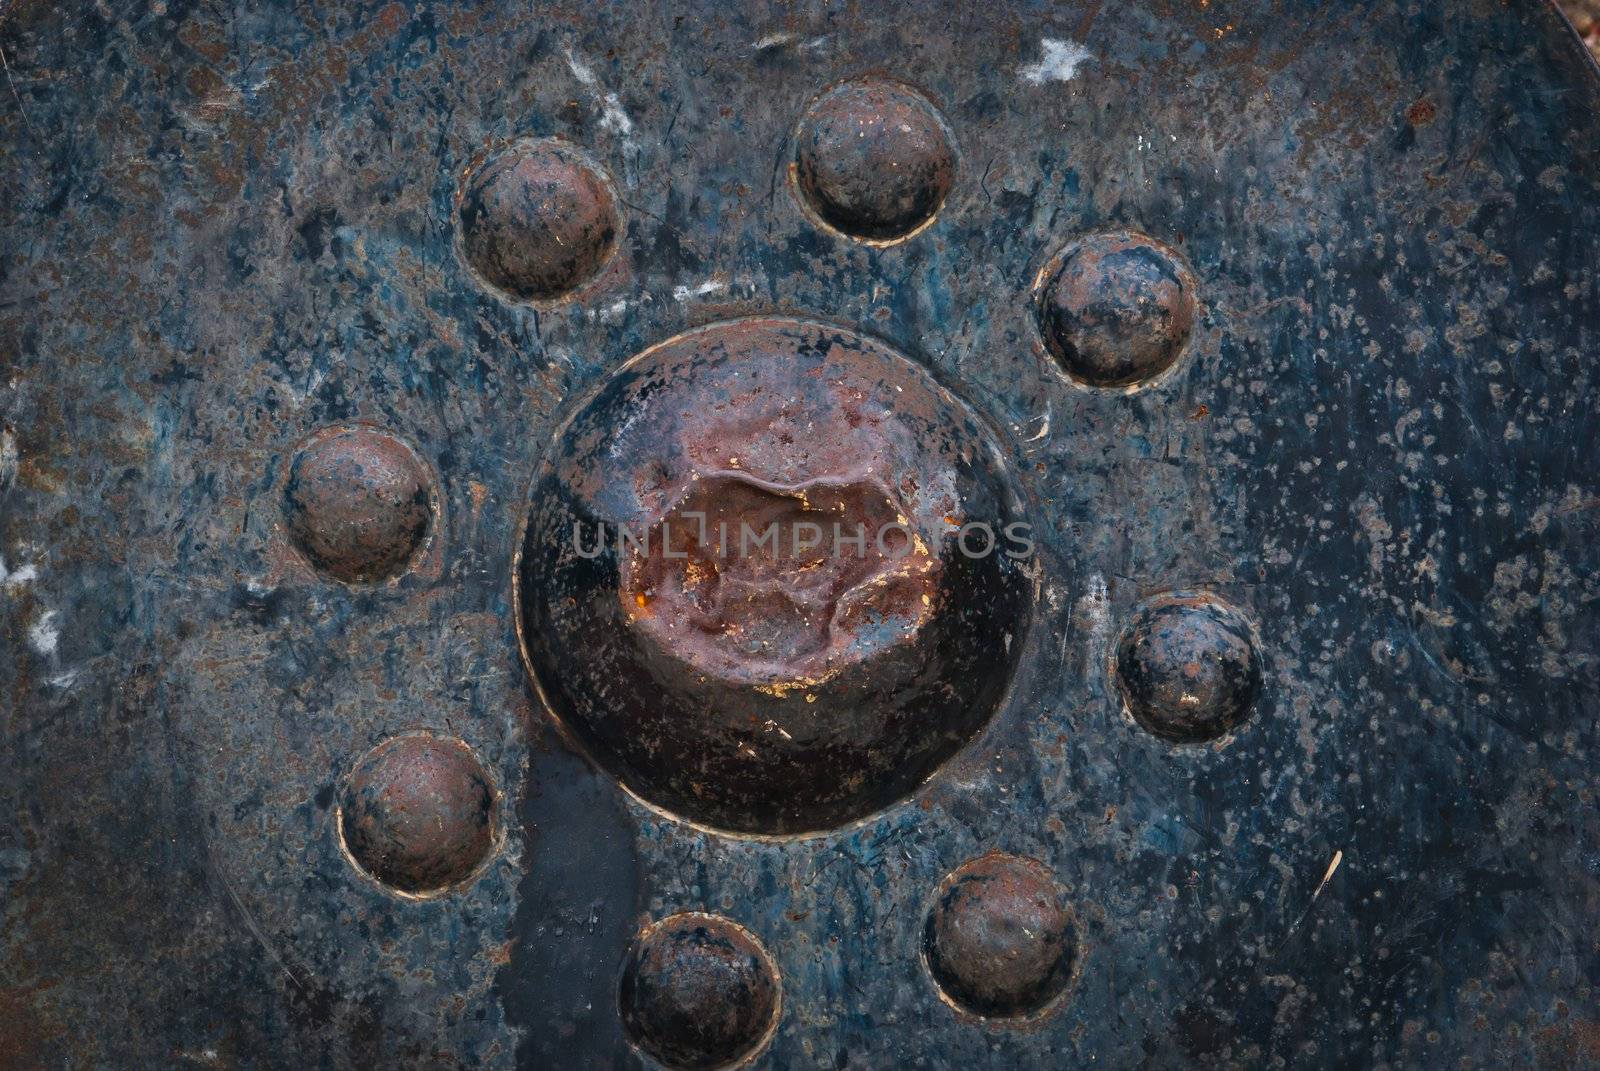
[337,732,499,897]
[792,78,956,244]
[1405,97,1438,125]
[619,470,937,685]
[283,424,435,585]
[923,852,1078,1021]
[619,913,780,1071]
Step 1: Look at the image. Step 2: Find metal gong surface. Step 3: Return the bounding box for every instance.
[2,1,1599,1068]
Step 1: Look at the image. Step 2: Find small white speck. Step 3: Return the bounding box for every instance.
[1312,849,1344,901]
[1025,402,1052,443]
[1081,573,1110,650]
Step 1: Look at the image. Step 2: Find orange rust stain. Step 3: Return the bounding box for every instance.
[370,1,407,37]
[1405,98,1437,126]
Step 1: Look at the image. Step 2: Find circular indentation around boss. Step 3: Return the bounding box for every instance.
[1113,591,1263,744]
[923,852,1078,1020]
[284,425,434,584]
[619,913,780,1071]
[1035,231,1197,389]
[457,137,620,303]
[793,79,956,242]
[515,317,1033,836]
[336,733,498,896]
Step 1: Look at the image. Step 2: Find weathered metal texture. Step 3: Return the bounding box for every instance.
[618,913,781,1071]
[1113,591,1264,744]
[1,1,1599,1069]
[517,317,1032,836]
[285,424,438,584]
[337,732,500,897]
[922,851,1079,1021]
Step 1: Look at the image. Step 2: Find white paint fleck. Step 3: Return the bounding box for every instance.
[589,292,657,324]
[752,32,829,53]
[1024,402,1052,443]
[672,279,726,303]
[0,427,17,488]
[1019,38,1092,85]
[565,49,635,139]
[0,553,38,591]
[27,610,59,656]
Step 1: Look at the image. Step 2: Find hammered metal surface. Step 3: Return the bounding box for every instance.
[2,1,1600,1068]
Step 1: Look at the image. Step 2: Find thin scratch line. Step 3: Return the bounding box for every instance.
[1281,848,1345,945]
[0,43,33,139]
[1311,849,1343,902]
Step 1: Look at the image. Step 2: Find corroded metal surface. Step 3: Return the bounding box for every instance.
[1113,591,1263,744]
[517,317,1032,836]
[922,851,1078,1021]
[285,424,437,584]
[619,913,781,1071]
[2,1,1600,1068]
[337,732,500,897]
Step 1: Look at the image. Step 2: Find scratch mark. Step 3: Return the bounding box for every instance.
[213,846,309,993]
[0,43,35,139]
[1281,848,1346,948]
[1311,849,1343,902]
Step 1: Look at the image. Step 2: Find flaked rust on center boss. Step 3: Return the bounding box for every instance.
[516,317,1034,835]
